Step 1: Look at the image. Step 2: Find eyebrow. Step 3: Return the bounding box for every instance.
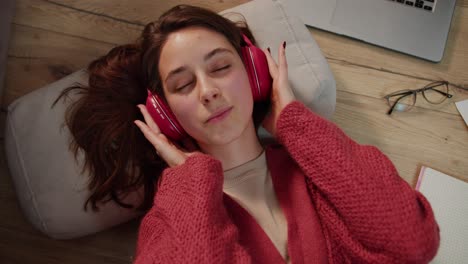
[164,48,233,83]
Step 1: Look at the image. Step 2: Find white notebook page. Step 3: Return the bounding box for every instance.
[416,166,468,264]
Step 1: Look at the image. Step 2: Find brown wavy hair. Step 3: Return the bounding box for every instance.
[54,4,269,212]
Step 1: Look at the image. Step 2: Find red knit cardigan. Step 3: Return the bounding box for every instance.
[133,101,440,264]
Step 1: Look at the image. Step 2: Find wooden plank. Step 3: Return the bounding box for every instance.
[14,0,143,45]
[3,24,114,107]
[459,0,468,7]
[331,58,468,182]
[332,90,468,185]
[13,0,468,89]
[330,59,468,116]
[14,0,249,45]
[42,0,251,24]
[0,227,136,264]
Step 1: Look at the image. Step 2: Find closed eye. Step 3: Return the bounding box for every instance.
[176,81,193,91]
[214,65,231,72]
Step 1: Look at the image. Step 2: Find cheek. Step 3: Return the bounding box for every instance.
[167,97,199,130]
[226,67,254,104]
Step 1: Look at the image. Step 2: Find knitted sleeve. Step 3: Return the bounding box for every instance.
[133,154,252,264]
[276,101,440,264]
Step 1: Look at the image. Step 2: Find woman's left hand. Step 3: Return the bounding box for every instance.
[262,42,296,137]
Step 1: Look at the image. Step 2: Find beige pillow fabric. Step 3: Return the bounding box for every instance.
[4,0,336,239]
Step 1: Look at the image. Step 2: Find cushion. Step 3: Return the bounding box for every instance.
[4,0,336,239]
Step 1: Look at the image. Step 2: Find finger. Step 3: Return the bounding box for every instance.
[262,48,279,78]
[278,41,289,79]
[137,104,161,134]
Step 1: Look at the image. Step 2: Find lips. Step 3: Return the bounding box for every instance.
[206,106,233,123]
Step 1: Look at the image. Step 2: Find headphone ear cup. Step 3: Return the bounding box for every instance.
[145,90,189,142]
[241,39,272,101]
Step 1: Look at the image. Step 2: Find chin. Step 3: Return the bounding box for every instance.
[205,130,242,146]
[195,123,248,147]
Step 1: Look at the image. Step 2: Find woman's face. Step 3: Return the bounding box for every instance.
[158,27,254,146]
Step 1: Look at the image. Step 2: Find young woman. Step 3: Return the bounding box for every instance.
[58,4,440,264]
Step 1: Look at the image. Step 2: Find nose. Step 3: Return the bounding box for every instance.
[199,76,221,105]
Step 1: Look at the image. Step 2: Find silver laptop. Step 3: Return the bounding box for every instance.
[279,0,457,62]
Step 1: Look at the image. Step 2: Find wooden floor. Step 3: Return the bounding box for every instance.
[1,0,468,263]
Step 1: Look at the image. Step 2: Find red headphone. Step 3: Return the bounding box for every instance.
[145,34,272,142]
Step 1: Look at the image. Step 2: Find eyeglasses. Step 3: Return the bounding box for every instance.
[384,81,452,115]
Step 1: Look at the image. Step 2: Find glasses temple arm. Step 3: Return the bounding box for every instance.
[430,88,453,98]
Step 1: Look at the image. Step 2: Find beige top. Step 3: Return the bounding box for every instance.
[223,151,290,263]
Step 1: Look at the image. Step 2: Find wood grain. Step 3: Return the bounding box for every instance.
[333,90,468,184]
[3,23,114,107]
[13,0,468,88]
[330,58,468,116]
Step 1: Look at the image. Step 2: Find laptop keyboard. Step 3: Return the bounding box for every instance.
[386,0,437,12]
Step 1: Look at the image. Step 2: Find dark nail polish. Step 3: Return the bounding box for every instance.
[283,41,286,49]
[267,47,271,53]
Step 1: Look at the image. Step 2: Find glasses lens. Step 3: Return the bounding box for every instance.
[423,82,449,104]
[386,90,416,112]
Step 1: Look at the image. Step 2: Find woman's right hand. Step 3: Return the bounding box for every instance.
[134,104,198,167]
